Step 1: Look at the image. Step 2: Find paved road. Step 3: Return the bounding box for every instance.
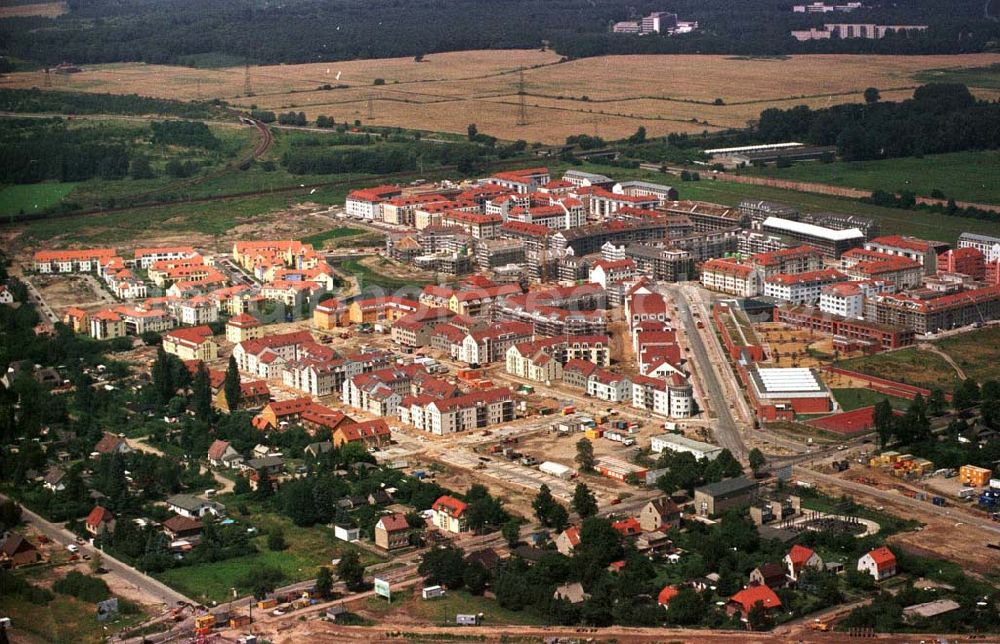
[662,284,747,459]
[3,495,194,608]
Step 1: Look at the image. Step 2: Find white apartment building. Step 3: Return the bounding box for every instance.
[763,269,848,304]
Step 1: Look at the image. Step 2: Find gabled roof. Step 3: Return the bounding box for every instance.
[163,515,203,534]
[432,495,468,518]
[730,585,781,612]
[657,585,680,605]
[207,439,233,461]
[865,546,896,569]
[86,506,114,528]
[560,525,580,547]
[336,419,391,442]
[94,432,127,454]
[787,544,816,566]
[376,512,410,533]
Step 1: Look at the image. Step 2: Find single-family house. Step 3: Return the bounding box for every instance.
[207,440,243,468]
[857,546,897,581]
[0,533,41,568]
[553,582,589,605]
[639,497,681,532]
[374,513,411,551]
[431,495,468,534]
[555,525,581,556]
[94,432,132,456]
[85,506,115,537]
[727,585,782,621]
[165,494,225,519]
[749,562,788,589]
[785,544,824,581]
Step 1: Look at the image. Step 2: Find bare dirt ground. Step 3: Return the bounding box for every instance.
[5,51,998,143]
[30,274,111,313]
[755,322,860,369]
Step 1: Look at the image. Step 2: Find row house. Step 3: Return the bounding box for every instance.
[33,248,117,273]
[486,167,551,194]
[586,368,632,402]
[332,418,392,449]
[133,246,198,269]
[163,325,218,362]
[700,258,761,297]
[632,373,694,418]
[459,322,534,365]
[763,269,848,304]
[562,358,600,389]
[864,235,944,275]
[345,185,403,221]
[252,397,334,431]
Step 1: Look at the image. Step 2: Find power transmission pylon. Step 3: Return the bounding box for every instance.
[516,68,528,126]
[367,95,375,120]
[44,68,51,88]
[244,63,253,96]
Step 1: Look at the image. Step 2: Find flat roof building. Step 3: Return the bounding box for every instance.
[761,217,864,258]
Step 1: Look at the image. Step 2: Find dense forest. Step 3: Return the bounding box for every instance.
[755,83,1000,161]
[0,88,223,118]
[1,0,997,67]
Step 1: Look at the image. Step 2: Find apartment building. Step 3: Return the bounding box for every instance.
[764,269,849,304]
[958,232,1000,262]
[864,285,1000,334]
[750,246,824,278]
[419,388,515,435]
[700,259,761,297]
[133,246,198,269]
[345,185,403,221]
[34,248,117,273]
[459,322,534,365]
[163,325,219,362]
[587,368,632,402]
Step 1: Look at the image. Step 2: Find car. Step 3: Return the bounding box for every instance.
[66,544,79,553]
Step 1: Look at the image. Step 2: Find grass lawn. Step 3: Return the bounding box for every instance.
[914,63,1000,92]
[745,151,1000,205]
[337,256,435,293]
[372,589,551,626]
[832,387,912,411]
[0,182,78,217]
[2,594,145,643]
[836,348,961,392]
[156,513,385,604]
[303,226,374,249]
[933,326,1000,384]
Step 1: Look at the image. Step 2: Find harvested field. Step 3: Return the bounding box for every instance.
[4,51,999,143]
[0,1,66,18]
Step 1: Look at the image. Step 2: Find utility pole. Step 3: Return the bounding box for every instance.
[44,67,51,88]
[516,67,528,127]
[244,63,253,97]
[367,95,375,120]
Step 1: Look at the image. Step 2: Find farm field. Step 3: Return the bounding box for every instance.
[836,348,962,392]
[4,51,999,143]
[746,150,1000,205]
[0,182,78,217]
[933,326,1000,384]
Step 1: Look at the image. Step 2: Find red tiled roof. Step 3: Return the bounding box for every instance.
[868,235,932,253]
[562,526,580,547]
[866,546,896,569]
[766,269,847,286]
[432,495,468,517]
[730,585,782,612]
[86,506,113,528]
[207,439,232,460]
[657,585,679,605]
[336,419,391,442]
[787,544,815,566]
[377,512,410,533]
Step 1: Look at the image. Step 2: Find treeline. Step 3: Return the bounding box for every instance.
[150,119,219,149]
[282,140,506,175]
[863,190,1000,224]
[756,84,1000,161]
[3,0,996,68]
[0,88,221,118]
[0,118,131,183]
